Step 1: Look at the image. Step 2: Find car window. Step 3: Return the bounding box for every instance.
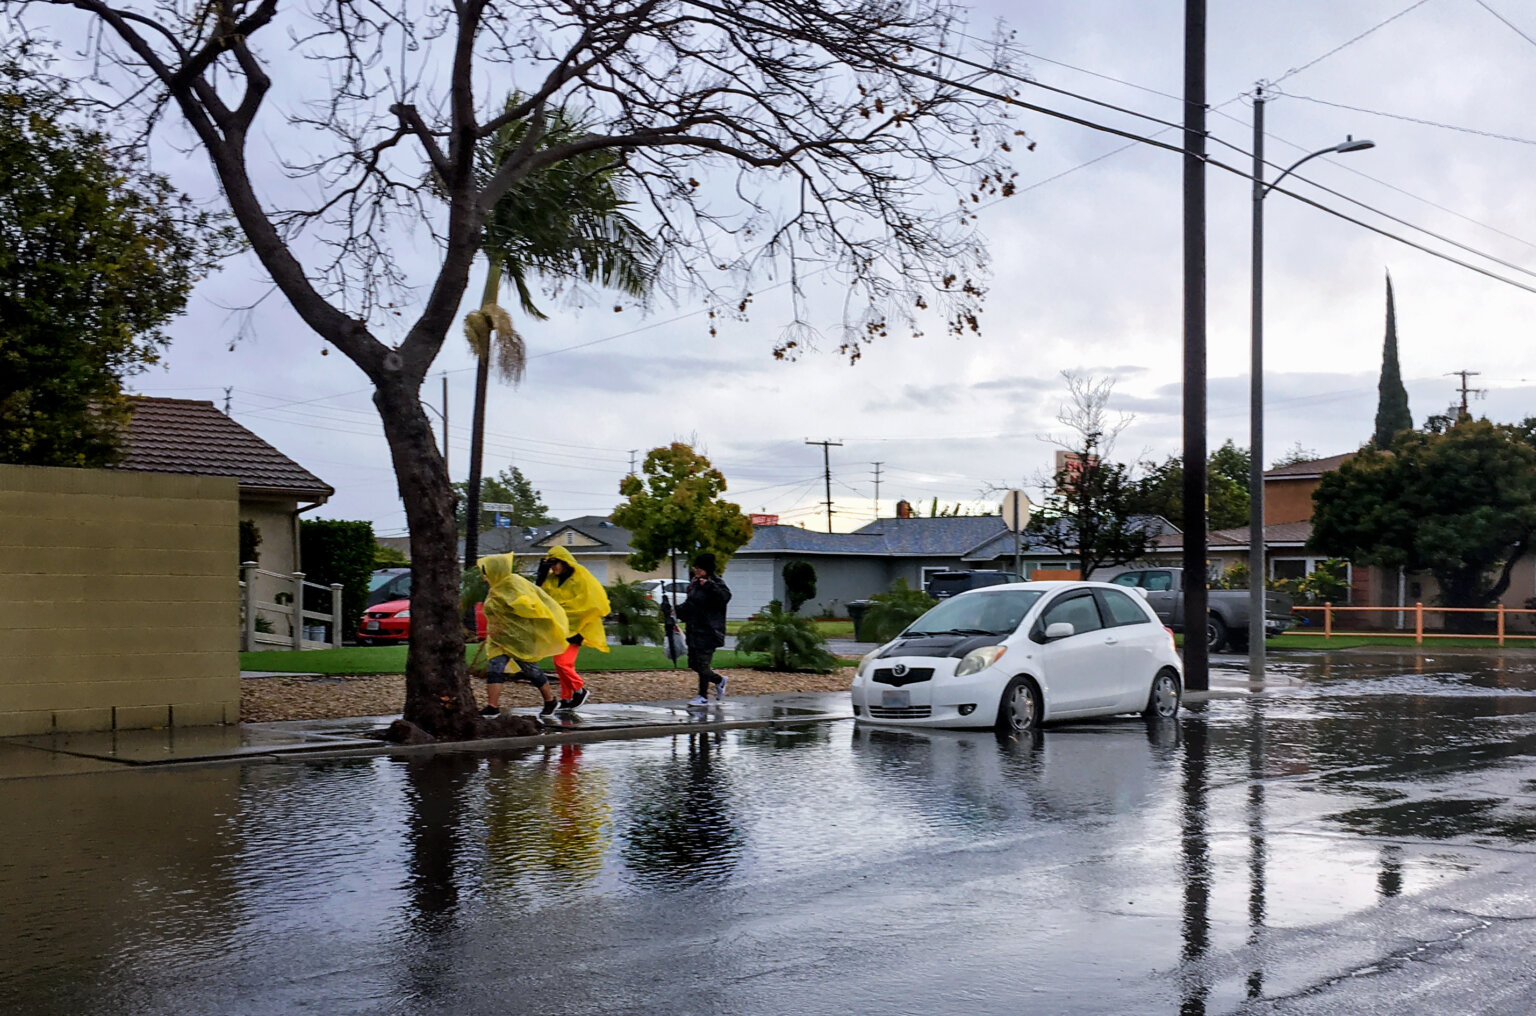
[1110,573,1141,588]
[1098,588,1151,626]
[1040,592,1103,636]
[905,589,1043,635]
[1141,571,1174,592]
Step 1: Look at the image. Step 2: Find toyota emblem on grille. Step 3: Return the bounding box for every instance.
[892,663,908,677]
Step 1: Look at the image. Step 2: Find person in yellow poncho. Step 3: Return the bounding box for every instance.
[478,553,568,719]
[537,545,611,712]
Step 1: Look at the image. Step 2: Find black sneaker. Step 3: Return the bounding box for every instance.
[567,688,590,711]
[556,698,573,712]
[479,705,500,717]
[539,698,561,718]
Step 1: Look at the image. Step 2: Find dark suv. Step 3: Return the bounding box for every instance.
[924,570,1018,600]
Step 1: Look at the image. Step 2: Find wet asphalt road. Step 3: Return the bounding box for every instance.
[7,650,1536,1014]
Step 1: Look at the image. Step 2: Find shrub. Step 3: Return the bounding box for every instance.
[374,542,410,567]
[861,578,937,642]
[734,600,838,672]
[238,519,262,567]
[298,519,376,635]
[782,559,817,613]
[606,580,664,646]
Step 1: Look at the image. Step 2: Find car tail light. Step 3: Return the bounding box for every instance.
[1165,626,1177,651]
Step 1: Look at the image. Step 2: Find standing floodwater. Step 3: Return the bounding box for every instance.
[6,650,1536,1014]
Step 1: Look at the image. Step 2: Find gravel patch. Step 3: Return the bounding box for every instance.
[241,667,855,723]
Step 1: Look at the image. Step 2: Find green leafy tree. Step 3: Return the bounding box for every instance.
[735,600,838,672]
[606,580,663,646]
[454,465,554,535]
[612,444,754,572]
[1310,420,1536,620]
[460,97,658,567]
[0,57,228,466]
[299,519,378,636]
[861,579,938,643]
[782,560,817,614]
[1130,449,1250,532]
[1272,442,1319,468]
[374,543,410,567]
[1373,272,1413,450]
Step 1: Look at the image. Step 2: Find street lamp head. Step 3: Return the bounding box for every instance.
[1332,135,1375,154]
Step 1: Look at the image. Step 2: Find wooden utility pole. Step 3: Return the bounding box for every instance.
[1182,0,1209,692]
[806,439,843,532]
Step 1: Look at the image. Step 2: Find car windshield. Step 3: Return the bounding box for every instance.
[368,571,404,592]
[904,589,1043,636]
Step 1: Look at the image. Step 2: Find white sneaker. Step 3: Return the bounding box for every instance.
[714,676,729,701]
[686,696,709,708]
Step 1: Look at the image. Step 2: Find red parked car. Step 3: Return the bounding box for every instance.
[357,599,486,646]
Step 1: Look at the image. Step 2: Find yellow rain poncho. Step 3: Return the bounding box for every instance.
[479,553,569,663]
[540,546,611,652]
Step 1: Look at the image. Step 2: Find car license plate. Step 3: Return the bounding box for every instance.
[881,689,910,709]
[366,621,380,631]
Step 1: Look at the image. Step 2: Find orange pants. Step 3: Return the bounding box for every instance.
[553,642,584,699]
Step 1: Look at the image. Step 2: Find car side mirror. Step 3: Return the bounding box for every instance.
[1045,621,1075,640]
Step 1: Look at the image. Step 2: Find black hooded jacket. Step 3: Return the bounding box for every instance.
[675,573,731,650]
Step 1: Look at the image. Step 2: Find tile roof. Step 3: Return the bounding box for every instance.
[114,397,333,499]
[1205,520,1314,547]
[1263,452,1355,479]
[738,525,888,555]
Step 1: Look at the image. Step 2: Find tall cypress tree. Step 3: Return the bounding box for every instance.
[1373,271,1413,449]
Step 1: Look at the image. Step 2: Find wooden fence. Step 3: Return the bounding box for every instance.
[239,562,344,651]
[1289,602,1536,646]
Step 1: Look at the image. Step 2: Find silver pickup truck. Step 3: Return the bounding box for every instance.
[1107,567,1293,653]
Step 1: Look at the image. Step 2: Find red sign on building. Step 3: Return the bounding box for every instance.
[750,513,780,526]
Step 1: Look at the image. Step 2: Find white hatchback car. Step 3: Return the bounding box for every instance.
[850,581,1183,732]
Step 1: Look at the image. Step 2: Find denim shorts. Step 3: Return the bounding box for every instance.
[486,655,548,688]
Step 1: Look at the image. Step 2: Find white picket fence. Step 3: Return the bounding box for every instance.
[239,561,344,651]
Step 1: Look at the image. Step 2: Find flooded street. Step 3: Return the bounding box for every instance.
[7,650,1536,1014]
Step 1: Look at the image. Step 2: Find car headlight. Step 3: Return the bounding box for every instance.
[954,645,1007,678]
[855,649,879,680]
[395,609,410,618]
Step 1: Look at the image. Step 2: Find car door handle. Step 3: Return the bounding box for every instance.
[1103,636,1118,644]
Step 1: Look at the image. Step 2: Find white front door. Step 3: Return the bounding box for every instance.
[1037,591,1123,712]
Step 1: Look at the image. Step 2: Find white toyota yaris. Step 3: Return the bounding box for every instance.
[850,581,1183,732]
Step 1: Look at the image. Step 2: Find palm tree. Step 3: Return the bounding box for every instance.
[461,100,659,567]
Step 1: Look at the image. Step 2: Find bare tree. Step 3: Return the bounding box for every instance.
[1026,371,1152,578]
[15,0,1024,737]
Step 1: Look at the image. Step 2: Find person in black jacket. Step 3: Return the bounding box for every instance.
[674,552,732,707]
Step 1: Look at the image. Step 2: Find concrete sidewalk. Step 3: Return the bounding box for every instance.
[0,692,852,775]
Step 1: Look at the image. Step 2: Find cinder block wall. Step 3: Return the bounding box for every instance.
[0,465,240,735]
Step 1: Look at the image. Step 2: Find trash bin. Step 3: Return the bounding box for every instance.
[846,599,873,642]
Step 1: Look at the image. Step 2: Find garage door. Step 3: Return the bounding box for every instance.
[725,556,775,620]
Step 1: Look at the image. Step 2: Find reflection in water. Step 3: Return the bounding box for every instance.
[1378,844,1404,899]
[1180,713,1210,1016]
[621,732,742,889]
[401,755,479,931]
[1246,695,1267,1000]
[483,744,611,896]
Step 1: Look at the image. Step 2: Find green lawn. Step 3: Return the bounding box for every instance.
[1266,632,1536,651]
[725,618,855,638]
[243,643,805,675]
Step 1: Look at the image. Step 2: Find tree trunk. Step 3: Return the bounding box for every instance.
[375,376,479,739]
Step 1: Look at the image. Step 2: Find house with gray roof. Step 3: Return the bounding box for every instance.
[727,514,1177,619]
[465,514,679,583]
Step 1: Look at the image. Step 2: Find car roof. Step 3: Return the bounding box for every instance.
[954,580,1129,594]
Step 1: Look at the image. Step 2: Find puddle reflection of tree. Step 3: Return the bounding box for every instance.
[620,732,743,889]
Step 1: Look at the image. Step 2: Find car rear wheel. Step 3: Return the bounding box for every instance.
[1206,613,1229,653]
[1142,668,1181,720]
[996,677,1041,733]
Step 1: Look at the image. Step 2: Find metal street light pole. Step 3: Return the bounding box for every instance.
[1249,84,1374,677]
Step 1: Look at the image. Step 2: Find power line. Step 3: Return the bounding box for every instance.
[1279,91,1536,146]
[1476,0,1536,49]
[1271,0,1437,86]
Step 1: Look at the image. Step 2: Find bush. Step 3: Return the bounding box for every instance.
[606,580,664,646]
[299,519,376,636]
[374,542,409,567]
[734,600,838,672]
[782,559,817,613]
[861,578,937,642]
[238,518,262,567]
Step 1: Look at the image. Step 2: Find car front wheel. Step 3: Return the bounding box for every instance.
[1206,613,1228,653]
[1142,668,1181,719]
[996,677,1041,733]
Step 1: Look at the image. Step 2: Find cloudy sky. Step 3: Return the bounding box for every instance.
[53,0,1536,535]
